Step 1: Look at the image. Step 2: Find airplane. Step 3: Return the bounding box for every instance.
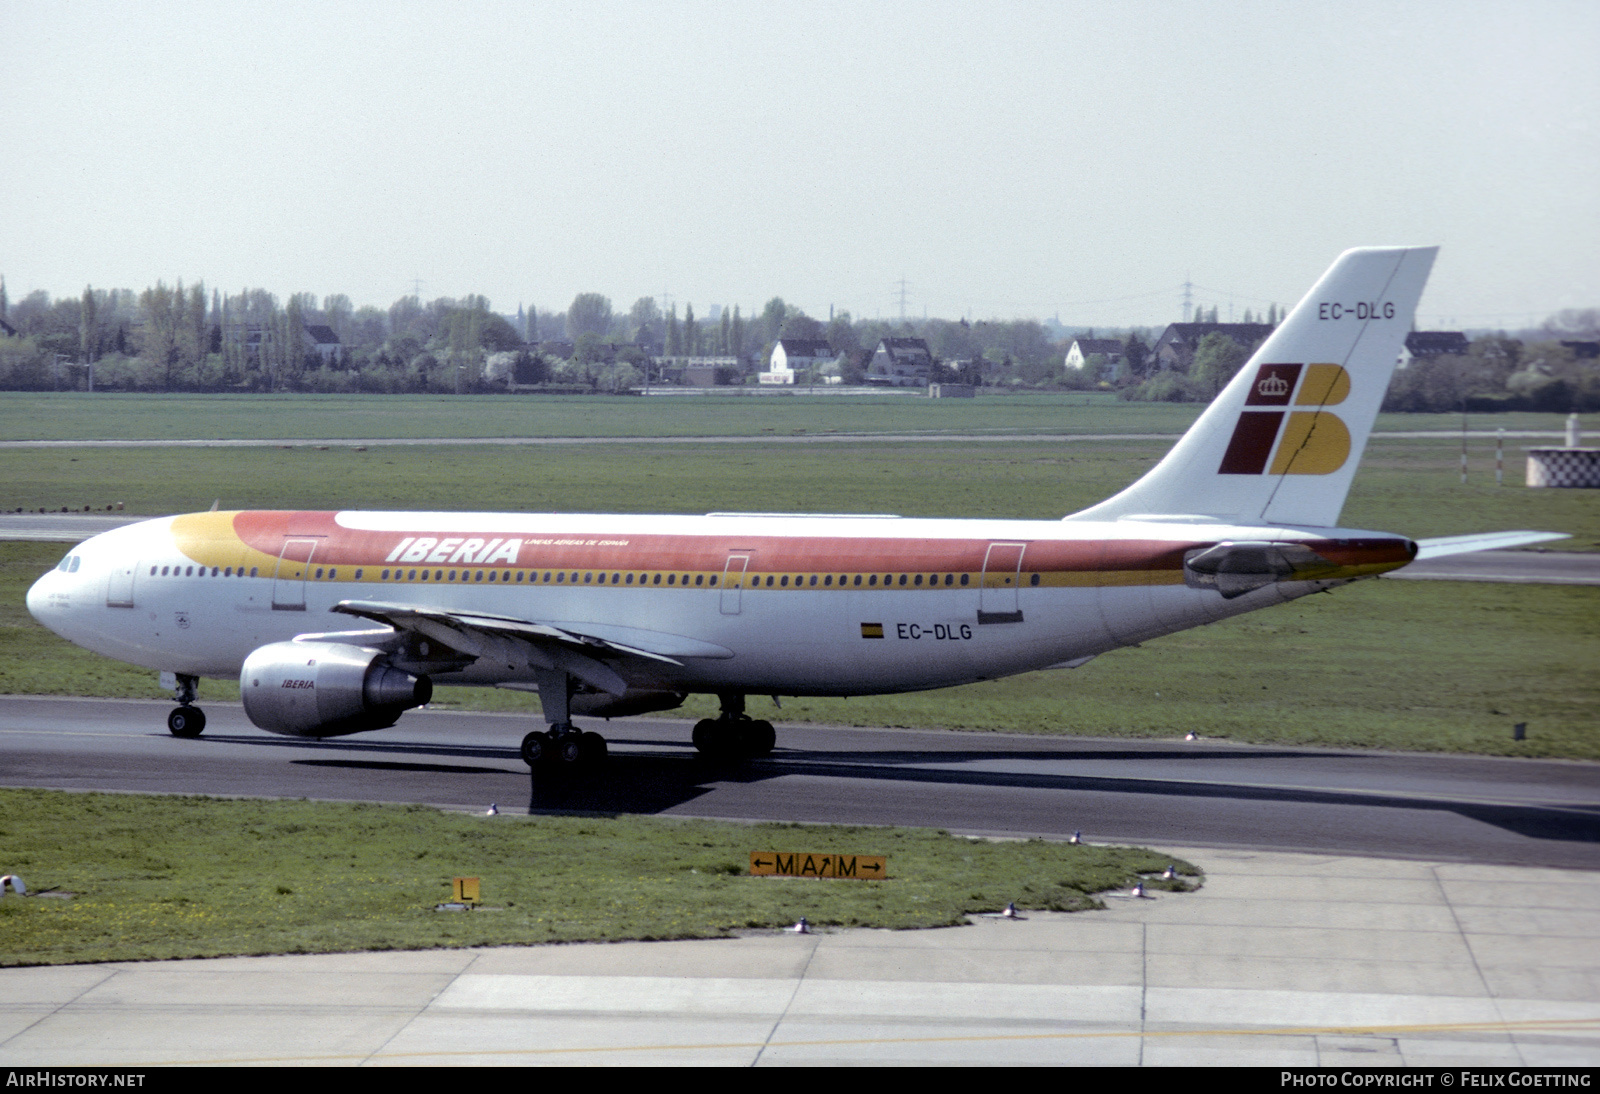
[26,246,1564,769]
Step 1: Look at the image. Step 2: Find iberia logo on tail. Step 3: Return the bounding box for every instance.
[1218,362,1352,476]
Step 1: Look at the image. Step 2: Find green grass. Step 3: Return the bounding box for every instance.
[4,435,1597,546]
[0,390,1581,442]
[0,790,1197,966]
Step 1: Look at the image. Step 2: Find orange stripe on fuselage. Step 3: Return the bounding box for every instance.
[171,510,1414,586]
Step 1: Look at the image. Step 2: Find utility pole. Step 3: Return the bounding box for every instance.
[894,278,911,323]
[1182,277,1193,323]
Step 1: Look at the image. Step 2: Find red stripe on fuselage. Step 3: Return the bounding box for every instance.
[226,511,1412,575]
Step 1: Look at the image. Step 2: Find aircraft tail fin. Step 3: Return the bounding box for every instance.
[1066,246,1437,528]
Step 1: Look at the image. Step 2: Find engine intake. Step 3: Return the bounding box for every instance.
[241,641,432,738]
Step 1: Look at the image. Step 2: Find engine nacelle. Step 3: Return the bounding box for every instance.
[241,641,432,738]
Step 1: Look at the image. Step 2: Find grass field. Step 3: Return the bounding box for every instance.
[0,790,1197,966]
[0,390,1582,441]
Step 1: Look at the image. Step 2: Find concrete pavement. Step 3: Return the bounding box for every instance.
[2,846,1596,1067]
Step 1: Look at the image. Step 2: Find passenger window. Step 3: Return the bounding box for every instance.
[355,569,362,579]
[584,573,592,584]
[960,573,969,586]
[1030,573,1040,586]
[251,567,259,577]
[709,575,717,586]
[913,574,922,586]
[382,569,389,579]
[898,574,906,586]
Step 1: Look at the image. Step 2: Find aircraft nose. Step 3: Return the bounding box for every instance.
[25,571,53,627]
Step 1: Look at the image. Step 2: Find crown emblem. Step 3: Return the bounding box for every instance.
[1257,374,1289,397]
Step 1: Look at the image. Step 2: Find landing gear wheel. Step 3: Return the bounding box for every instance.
[520,730,551,767]
[168,706,205,738]
[557,733,583,765]
[746,719,776,757]
[691,718,719,755]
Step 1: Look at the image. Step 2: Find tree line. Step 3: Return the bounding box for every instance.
[0,274,1593,410]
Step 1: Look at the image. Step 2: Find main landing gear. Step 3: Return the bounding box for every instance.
[521,670,606,771]
[692,693,776,759]
[166,673,205,738]
[520,724,607,768]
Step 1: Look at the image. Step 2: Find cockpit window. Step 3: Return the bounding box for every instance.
[69,556,80,572]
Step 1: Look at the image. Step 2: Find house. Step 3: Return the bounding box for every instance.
[302,324,342,366]
[1065,337,1125,379]
[761,338,836,385]
[864,337,934,387]
[1152,323,1276,371]
[1403,331,1471,361]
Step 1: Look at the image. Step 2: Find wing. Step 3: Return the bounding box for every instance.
[1412,531,1569,561]
[326,599,732,697]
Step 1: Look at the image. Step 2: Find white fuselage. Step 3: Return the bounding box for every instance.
[26,510,1410,699]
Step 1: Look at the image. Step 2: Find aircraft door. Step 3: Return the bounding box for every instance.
[106,560,136,608]
[272,537,320,611]
[720,553,751,615]
[978,542,1026,624]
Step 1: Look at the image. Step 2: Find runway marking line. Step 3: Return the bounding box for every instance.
[129,1015,1600,1066]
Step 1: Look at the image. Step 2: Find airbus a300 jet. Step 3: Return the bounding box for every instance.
[27,247,1562,768]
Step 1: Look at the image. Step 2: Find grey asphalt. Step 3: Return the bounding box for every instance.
[5,698,1598,869]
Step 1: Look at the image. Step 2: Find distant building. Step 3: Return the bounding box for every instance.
[657,356,740,387]
[1153,323,1276,371]
[302,324,342,366]
[1065,337,1125,380]
[762,338,836,385]
[864,337,934,387]
[1403,331,1471,362]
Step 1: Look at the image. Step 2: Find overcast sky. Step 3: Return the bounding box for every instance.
[2,1,1595,329]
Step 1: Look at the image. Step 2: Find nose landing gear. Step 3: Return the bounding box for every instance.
[166,673,206,738]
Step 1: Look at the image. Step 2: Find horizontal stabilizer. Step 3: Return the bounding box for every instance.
[1413,531,1569,560]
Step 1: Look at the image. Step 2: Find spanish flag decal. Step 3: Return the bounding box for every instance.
[861,623,885,639]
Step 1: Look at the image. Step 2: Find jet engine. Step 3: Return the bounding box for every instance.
[241,641,432,738]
